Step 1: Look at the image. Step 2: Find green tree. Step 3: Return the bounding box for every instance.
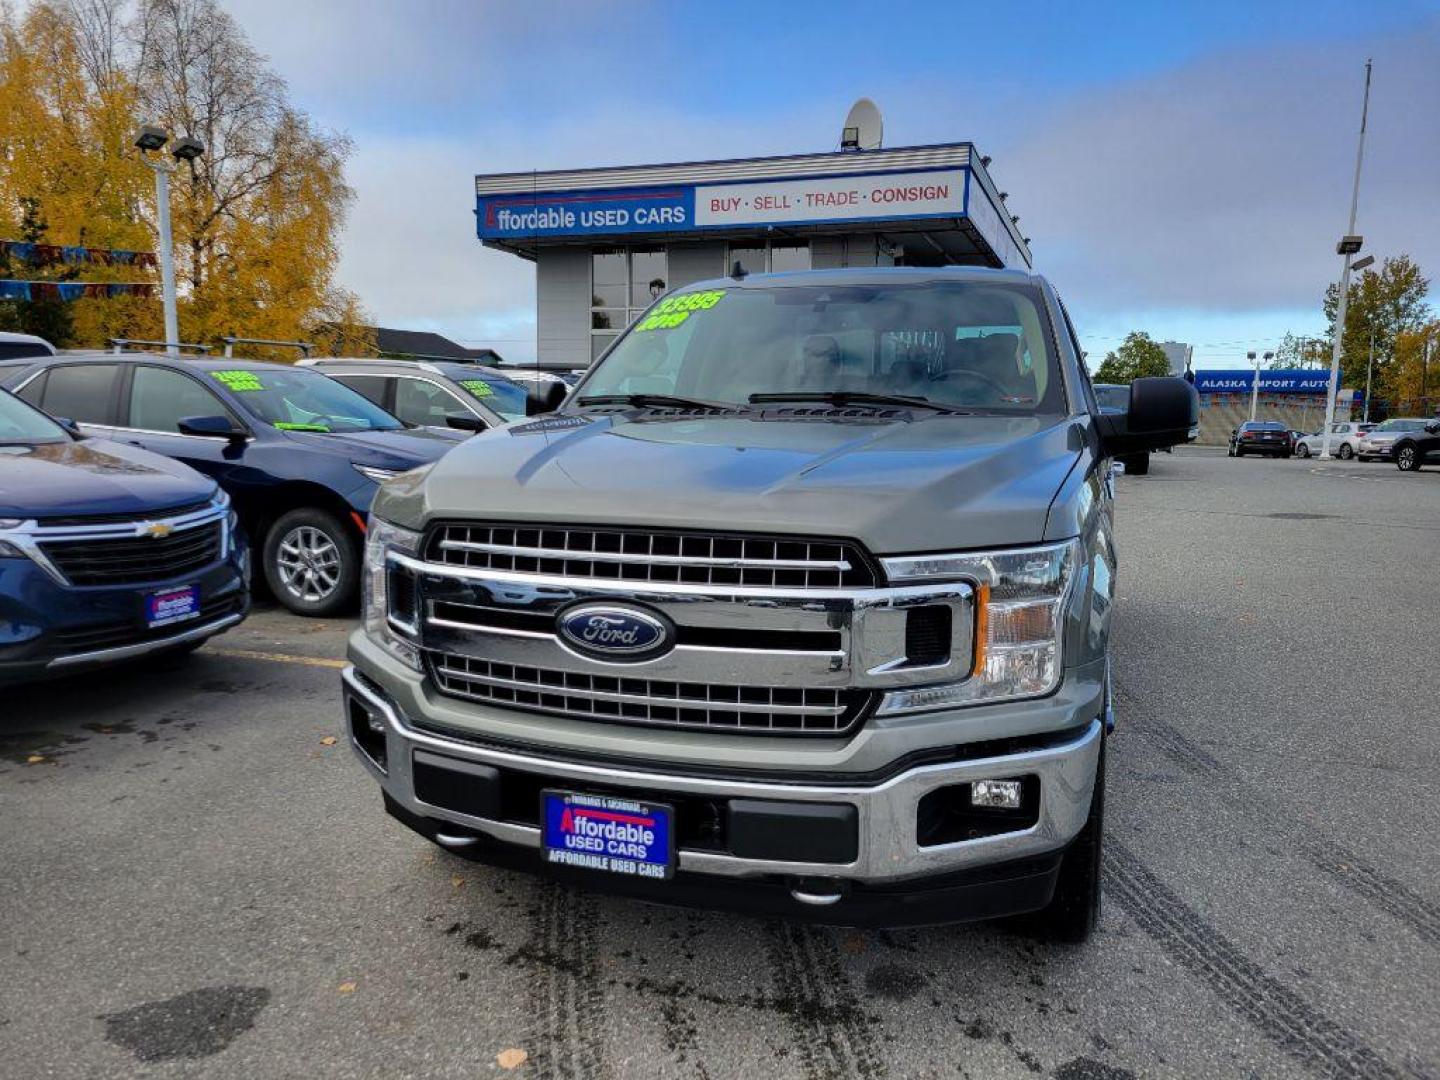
[1270,332,1328,369]
[1093,331,1171,383]
[1323,254,1430,389]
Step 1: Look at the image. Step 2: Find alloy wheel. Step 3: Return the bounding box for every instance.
[276,525,342,602]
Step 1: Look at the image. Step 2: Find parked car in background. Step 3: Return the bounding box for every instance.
[1357,418,1428,461]
[0,388,246,685]
[2,354,464,616]
[1392,420,1440,472]
[1228,420,1291,457]
[1293,421,1373,459]
[0,331,56,361]
[300,358,531,432]
[490,366,571,411]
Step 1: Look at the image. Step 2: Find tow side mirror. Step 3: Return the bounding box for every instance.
[444,411,485,432]
[178,414,246,442]
[1097,377,1199,456]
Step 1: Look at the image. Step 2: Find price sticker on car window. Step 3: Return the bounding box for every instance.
[459,379,493,398]
[212,370,265,392]
[636,289,725,332]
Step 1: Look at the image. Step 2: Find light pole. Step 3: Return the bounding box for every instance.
[1320,60,1373,459]
[1247,351,1274,421]
[134,125,205,357]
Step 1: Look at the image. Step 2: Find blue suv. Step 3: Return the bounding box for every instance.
[2,354,464,616]
[0,389,247,685]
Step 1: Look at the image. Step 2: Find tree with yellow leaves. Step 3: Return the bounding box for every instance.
[0,0,372,357]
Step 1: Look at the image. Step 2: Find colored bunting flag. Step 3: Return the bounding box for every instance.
[0,240,157,268]
[0,280,156,301]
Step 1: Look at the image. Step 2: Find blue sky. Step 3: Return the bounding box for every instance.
[231,0,1440,367]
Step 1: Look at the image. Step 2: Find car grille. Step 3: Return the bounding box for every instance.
[54,593,244,654]
[426,651,873,735]
[424,522,875,589]
[40,521,224,586]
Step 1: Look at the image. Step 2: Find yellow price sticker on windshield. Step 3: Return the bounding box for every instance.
[636,289,725,332]
[213,369,264,392]
[459,379,493,398]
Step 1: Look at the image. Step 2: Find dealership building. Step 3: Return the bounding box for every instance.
[474,142,1031,369]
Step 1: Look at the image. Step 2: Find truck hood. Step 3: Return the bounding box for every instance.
[0,438,214,519]
[383,411,1083,554]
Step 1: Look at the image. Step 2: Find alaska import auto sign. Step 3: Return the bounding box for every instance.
[476,168,968,239]
[1194,370,1335,394]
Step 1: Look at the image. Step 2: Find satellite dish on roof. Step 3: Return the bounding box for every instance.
[840,98,882,151]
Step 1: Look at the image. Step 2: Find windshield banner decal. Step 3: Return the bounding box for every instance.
[212,370,265,392]
[635,289,725,332]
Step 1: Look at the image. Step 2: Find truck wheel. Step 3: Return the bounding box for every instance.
[263,508,360,617]
[1122,453,1150,475]
[1033,743,1105,944]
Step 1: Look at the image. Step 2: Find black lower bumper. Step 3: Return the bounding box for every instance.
[383,792,1065,928]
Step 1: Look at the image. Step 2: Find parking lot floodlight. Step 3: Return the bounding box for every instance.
[170,136,206,162]
[1351,254,1375,272]
[1336,235,1363,255]
[134,124,168,152]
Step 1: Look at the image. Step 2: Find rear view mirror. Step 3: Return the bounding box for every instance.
[1098,377,1199,456]
[444,412,485,432]
[178,414,246,442]
[526,383,566,416]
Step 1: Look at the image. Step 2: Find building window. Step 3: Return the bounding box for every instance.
[591,247,668,358]
[726,241,810,275]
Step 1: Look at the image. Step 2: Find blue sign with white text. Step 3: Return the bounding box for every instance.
[1194,370,1335,394]
[477,186,695,239]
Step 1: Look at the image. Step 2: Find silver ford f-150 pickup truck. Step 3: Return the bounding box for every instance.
[341,267,1196,940]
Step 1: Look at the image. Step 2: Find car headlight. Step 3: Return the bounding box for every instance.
[875,539,1079,715]
[363,516,424,670]
[354,464,401,485]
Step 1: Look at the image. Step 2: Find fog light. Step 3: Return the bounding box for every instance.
[971,779,1023,809]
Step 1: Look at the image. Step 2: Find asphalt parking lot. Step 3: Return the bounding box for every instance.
[2,448,1437,1080]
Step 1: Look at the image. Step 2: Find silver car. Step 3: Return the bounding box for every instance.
[1358,418,1428,461]
[1294,421,1373,459]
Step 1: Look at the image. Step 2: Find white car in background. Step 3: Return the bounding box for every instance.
[1294,421,1373,459]
[1358,418,1429,461]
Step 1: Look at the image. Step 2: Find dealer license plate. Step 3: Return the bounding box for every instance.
[540,790,674,880]
[146,585,200,628]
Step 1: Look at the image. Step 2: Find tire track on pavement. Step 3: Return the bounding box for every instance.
[1115,673,1440,951]
[1106,840,1403,1080]
[764,921,884,1080]
[515,883,609,1079]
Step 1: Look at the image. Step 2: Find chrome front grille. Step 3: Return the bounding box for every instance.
[424,523,875,589]
[426,651,872,735]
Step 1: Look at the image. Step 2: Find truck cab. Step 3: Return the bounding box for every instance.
[341,267,1196,939]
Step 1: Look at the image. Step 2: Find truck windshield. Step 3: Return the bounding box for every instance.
[578,280,1065,414]
[210,368,402,432]
[0,389,67,444]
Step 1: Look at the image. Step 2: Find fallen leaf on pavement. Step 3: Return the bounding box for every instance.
[497,1048,528,1069]
[319,735,337,746]
[26,755,44,764]
[337,981,357,994]
[452,875,465,889]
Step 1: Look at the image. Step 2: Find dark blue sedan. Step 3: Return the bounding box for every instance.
[2,354,464,615]
[0,389,247,685]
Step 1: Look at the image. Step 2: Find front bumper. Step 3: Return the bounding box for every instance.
[0,541,248,685]
[342,663,1102,920]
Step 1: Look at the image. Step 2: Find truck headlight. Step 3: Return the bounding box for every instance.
[363,517,424,671]
[876,539,1078,715]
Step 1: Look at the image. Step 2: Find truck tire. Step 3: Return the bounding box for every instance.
[1032,743,1105,944]
[1121,453,1150,475]
[263,507,360,617]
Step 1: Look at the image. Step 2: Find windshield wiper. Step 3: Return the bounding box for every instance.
[577,393,735,411]
[748,391,966,414]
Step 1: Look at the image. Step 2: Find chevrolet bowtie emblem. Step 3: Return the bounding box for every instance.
[143,522,174,539]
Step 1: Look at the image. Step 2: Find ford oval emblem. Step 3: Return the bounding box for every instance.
[557,604,673,661]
